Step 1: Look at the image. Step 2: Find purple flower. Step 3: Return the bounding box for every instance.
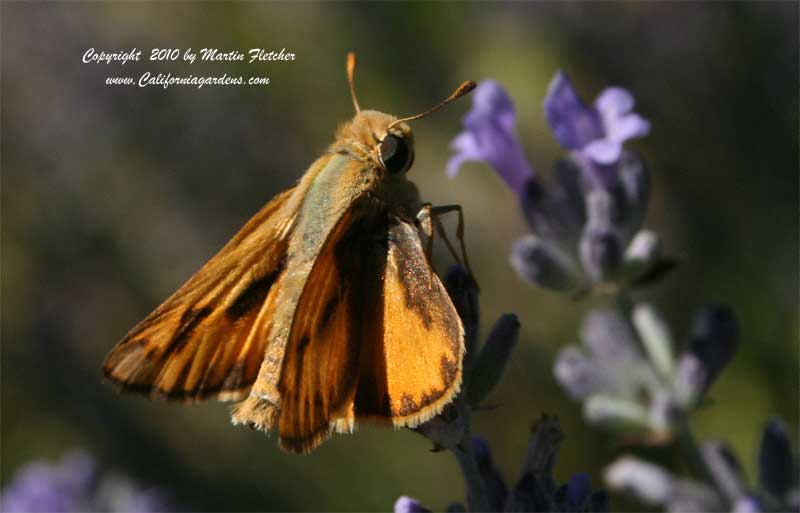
[446,77,665,293]
[0,451,95,513]
[393,496,431,513]
[555,303,743,436]
[544,72,650,166]
[605,455,724,511]
[734,496,765,513]
[555,308,657,408]
[0,450,172,513]
[511,150,664,292]
[607,424,798,513]
[446,80,534,194]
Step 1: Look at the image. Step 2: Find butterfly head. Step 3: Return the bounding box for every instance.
[336,110,415,175]
[338,53,475,177]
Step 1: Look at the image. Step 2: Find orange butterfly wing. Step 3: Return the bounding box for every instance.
[103,186,299,402]
[276,197,386,452]
[353,217,464,427]
[277,204,464,453]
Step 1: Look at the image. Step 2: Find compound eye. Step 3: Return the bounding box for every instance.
[379,134,413,174]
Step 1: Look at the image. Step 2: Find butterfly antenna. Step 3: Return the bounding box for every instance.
[347,52,361,113]
[387,80,476,131]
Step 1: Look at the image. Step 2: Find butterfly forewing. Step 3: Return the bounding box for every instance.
[103,187,299,401]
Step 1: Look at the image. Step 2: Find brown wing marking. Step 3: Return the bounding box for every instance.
[103,187,298,402]
[277,197,387,453]
[351,217,464,428]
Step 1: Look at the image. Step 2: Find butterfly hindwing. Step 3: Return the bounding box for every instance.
[103,187,299,402]
[353,217,464,427]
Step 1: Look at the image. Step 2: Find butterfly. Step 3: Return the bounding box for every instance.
[103,53,476,453]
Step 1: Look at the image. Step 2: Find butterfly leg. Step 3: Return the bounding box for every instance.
[416,204,478,287]
[416,203,436,262]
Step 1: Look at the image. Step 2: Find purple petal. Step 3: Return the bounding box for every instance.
[476,122,533,193]
[56,451,95,492]
[554,346,612,400]
[606,113,651,143]
[733,496,764,513]
[584,139,622,165]
[595,87,634,118]
[565,473,593,509]
[0,451,97,513]
[0,465,78,513]
[446,132,480,178]
[450,131,476,153]
[605,457,674,505]
[674,352,707,406]
[447,81,533,194]
[464,80,515,133]
[625,230,662,263]
[394,496,432,513]
[580,309,645,379]
[585,396,650,427]
[544,71,603,150]
[594,86,650,147]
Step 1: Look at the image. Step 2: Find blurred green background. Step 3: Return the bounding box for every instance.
[2,2,797,511]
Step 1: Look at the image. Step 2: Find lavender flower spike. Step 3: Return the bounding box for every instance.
[446,80,534,194]
[0,451,95,513]
[0,450,171,513]
[544,72,650,165]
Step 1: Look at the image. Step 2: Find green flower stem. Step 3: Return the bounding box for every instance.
[676,425,721,494]
[614,291,635,321]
